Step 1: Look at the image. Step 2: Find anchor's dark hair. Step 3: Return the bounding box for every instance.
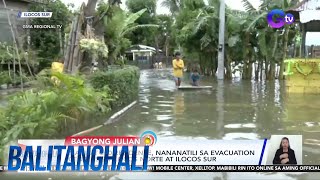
[279,137,290,149]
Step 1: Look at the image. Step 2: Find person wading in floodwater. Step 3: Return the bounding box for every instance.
[172,52,184,87]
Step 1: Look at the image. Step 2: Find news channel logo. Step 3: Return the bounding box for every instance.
[267,9,295,28]
[140,130,157,146]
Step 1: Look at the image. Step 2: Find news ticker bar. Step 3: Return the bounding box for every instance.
[1,165,320,172]
[150,165,320,172]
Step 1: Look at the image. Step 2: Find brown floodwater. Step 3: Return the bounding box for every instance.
[1,69,320,179]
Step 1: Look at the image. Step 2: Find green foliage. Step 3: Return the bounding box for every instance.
[154,14,175,54]
[126,0,157,45]
[0,71,29,86]
[90,66,140,107]
[29,0,71,66]
[0,72,112,155]
[162,0,300,79]
[0,42,14,62]
[174,0,216,50]
[126,0,156,13]
[161,0,181,14]
[79,38,109,59]
[0,71,10,85]
[99,2,158,62]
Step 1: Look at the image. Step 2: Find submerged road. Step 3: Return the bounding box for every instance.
[1,69,320,180]
[89,69,320,180]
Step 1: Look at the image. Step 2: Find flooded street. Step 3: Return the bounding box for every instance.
[89,69,320,179]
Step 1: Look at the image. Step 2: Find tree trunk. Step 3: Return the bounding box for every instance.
[64,18,74,72]
[71,11,84,74]
[225,53,232,79]
[242,32,250,79]
[279,26,289,80]
[265,58,269,80]
[248,61,253,80]
[268,31,278,80]
[67,15,79,73]
[7,62,11,79]
[58,28,63,56]
[301,23,306,58]
[299,43,302,57]
[214,52,218,75]
[255,60,260,81]
[259,59,263,81]
[2,0,23,90]
[268,61,275,80]
[293,43,296,57]
[84,0,98,17]
[108,53,115,65]
[13,51,16,84]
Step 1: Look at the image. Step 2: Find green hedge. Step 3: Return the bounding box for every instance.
[90,66,140,107]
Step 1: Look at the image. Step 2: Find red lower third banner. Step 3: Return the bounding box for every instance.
[64,136,143,146]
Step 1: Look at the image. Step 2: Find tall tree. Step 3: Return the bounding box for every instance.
[29,0,71,68]
[126,0,157,45]
[161,0,182,15]
[99,4,158,64]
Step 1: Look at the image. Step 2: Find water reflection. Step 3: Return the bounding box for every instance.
[216,80,224,139]
[173,92,185,116]
[2,69,320,179]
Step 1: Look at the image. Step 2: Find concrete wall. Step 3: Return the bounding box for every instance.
[0,0,30,43]
[285,59,320,94]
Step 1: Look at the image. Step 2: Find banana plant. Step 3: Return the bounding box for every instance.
[103,7,159,64]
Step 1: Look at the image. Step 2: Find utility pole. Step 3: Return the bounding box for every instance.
[217,0,225,80]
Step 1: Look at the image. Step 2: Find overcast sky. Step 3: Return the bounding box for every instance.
[60,0,319,45]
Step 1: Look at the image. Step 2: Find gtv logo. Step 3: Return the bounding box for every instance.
[267,9,295,28]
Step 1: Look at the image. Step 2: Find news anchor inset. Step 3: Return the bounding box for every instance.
[273,137,297,165]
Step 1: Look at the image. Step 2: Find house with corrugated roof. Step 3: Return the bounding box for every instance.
[125,45,162,61]
[287,0,320,57]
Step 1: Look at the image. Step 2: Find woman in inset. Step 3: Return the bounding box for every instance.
[273,137,297,164]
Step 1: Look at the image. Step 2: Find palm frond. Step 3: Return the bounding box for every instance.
[283,0,290,10]
[161,0,180,12]
[203,5,215,12]
[200,33,212,50]
[124,8,148,27]
[228,35,240,47]
[193,14,209,35]
[245,11,268,32]
[121,24,159,36]
[242,0,256,12]
[207,0,220,7]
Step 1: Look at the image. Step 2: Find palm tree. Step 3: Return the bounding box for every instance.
[243,0,299,80]
[103,8,159,64]
[161,0,182,15]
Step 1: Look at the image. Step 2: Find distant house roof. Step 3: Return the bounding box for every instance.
[288,0,320,11]
[126,45,162,53]
[17,0,48,3]
[287,0,320,25]
[5,0,48,3]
